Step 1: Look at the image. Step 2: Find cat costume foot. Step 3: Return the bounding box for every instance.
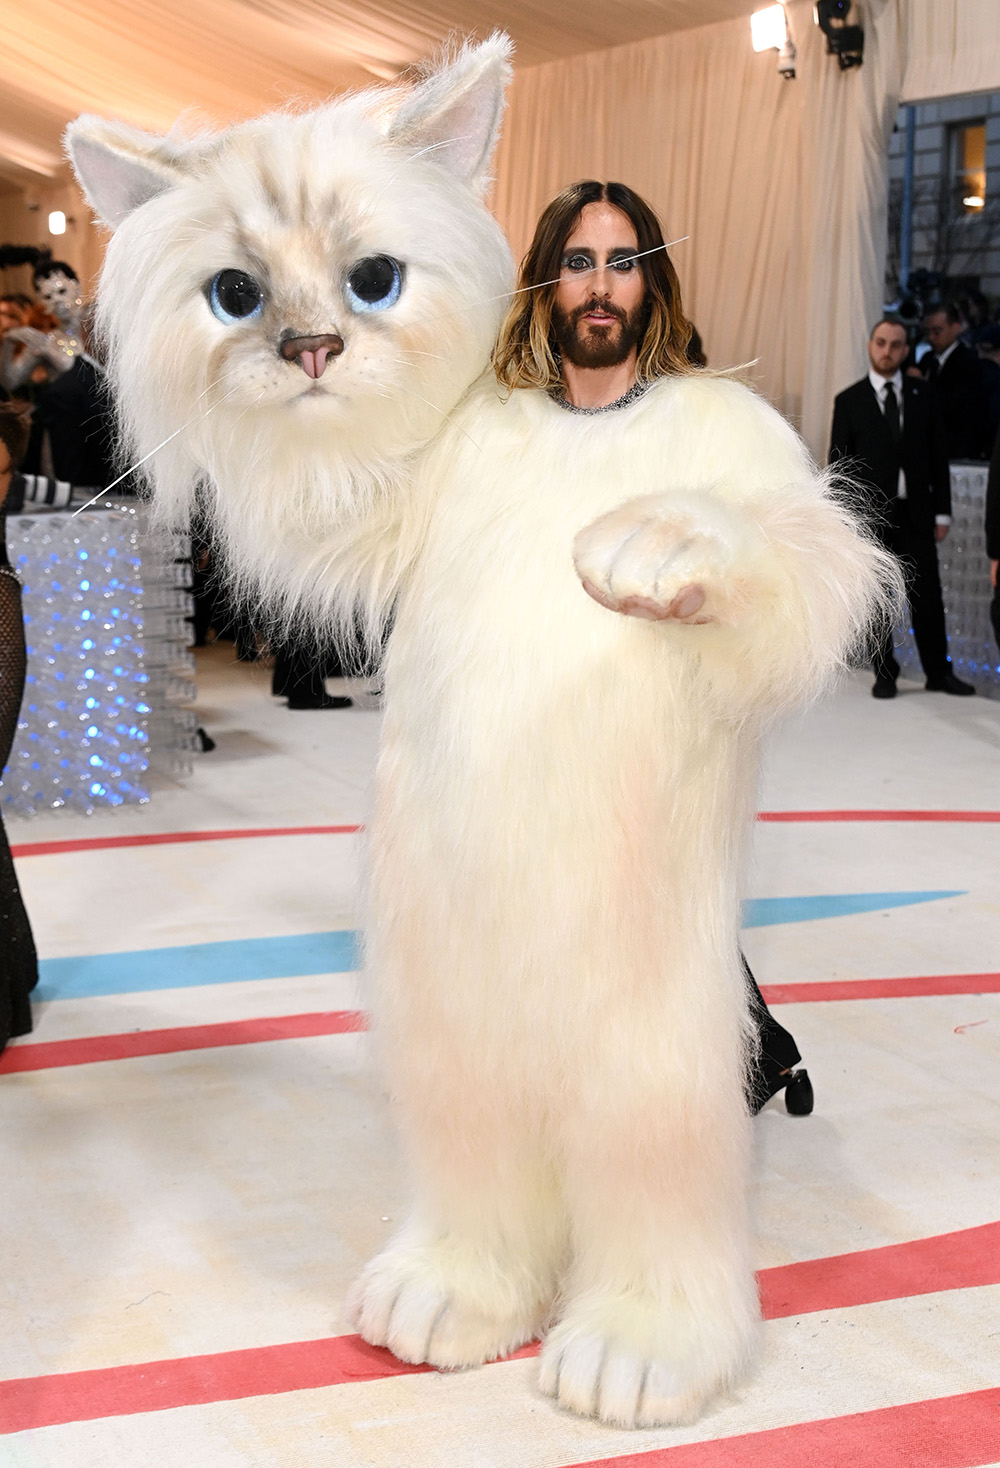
[537,1291,754,1428]
[351,1241,752,1427]
[349,1241,545,1368]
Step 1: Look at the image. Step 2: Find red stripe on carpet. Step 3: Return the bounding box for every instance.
[2,1223,996,1433]
[758,1220,1000,1318]
[0,1011,367,1074]
[757,810,1000,823]
[760,973,1000,1004]
[10,811,998,860]
[7,971,998,1075]
[570,1388,1000,1468]
[9,825,361,858]
[0,1335,433,1433]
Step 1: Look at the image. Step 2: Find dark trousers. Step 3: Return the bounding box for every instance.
[872,499,949,683]
[991,582,1000,659]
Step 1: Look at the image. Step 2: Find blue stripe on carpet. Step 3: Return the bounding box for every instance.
[37,930,360,1001]
[742,890,964,928]
[36,891,965,999]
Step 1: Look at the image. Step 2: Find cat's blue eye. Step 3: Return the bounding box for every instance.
[345,256,403,313]
[207,270,264,324]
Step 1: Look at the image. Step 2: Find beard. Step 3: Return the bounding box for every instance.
[551,296,647,369]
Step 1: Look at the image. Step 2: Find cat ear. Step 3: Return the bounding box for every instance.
[387,33,513,190]
[65,116,190,230]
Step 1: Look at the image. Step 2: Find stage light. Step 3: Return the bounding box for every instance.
[751,4,795,77]
[751,4,787,52]
[964,195,985,209]
[48,210,66,235]
[814,0,864,68]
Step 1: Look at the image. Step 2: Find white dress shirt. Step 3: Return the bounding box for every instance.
[869,367,906,498]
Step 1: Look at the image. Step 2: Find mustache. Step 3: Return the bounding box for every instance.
[571,297,628,327]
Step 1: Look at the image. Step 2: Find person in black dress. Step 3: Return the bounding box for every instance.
[0,403,39,1053]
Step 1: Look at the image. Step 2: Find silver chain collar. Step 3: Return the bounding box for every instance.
[548,380,650,415]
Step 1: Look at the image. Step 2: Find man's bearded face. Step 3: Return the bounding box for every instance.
[550,201,648,371]
[551,294,647,369]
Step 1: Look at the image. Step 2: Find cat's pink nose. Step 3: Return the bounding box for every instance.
[280,333,345,379]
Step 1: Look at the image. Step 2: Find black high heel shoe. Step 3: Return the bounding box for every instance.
[751,1066,814,1116]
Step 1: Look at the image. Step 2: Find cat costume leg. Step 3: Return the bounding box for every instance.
[67,40,897,1428]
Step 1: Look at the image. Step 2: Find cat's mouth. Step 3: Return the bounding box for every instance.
[293,383,345,403]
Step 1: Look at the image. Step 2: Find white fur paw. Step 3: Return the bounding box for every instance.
[537,1289,755,1428]
[573,492,765,626]
[538,1327,709,1427]
[348,1246,540,1369]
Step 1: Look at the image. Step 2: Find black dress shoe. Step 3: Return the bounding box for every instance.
[925,670,975,696]
[286,693,353,709]
[872,677,897,699]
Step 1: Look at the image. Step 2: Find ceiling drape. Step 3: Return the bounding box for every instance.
[0,0,757,180]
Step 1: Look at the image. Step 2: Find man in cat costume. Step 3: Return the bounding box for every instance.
[494,177,813,1118]
[68,36,895,1428]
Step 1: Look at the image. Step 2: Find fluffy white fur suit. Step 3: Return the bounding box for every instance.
[67,38,895,1428]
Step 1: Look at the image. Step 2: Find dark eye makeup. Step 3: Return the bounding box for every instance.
[561,250,639,274]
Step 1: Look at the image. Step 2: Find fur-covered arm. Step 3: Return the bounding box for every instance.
[573,381,901,718]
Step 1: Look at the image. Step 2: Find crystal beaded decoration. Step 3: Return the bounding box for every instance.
[2,502,197,816]
[883,465,998,698]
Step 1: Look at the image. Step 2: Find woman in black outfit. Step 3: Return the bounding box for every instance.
[0,403,39,1053]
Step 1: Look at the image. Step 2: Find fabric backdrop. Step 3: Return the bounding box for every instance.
[901,0,1000,103]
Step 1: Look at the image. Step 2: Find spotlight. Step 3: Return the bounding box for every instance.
[751,4,786,51]
[815,0,864,68]
[751,4,796,79]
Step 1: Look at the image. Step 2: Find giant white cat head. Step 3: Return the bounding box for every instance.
[66,36,514,627]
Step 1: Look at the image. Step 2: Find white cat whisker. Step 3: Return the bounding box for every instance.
[71,380,243,516]
[405,239,689,332]
[233,388,269,424]
[374,383,483,452]
[505,238,690,303]
[487,236,690,308]
[369,136,472,208]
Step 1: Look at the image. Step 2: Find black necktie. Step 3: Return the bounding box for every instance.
[883,382,901,444]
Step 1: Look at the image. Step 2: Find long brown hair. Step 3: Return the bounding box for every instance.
[493,180,694,392]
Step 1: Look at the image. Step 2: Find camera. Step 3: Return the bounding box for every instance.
[814,0,864,69]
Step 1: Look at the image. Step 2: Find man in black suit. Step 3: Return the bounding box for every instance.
[921,304,990,461]
[830,316,974,699]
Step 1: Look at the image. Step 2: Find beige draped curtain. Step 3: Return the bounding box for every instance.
[901,0,1000,102]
